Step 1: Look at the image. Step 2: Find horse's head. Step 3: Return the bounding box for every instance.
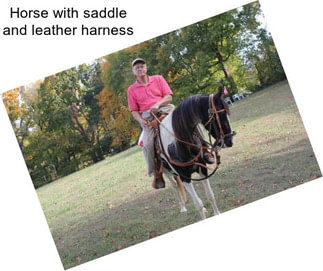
[204,86,235,148]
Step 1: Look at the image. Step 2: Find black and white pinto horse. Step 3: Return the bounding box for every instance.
[157,87,234,219]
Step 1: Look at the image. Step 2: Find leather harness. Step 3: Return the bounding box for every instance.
[149,93,235,181]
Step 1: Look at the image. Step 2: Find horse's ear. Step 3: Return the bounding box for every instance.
[217,85,231,115]
[216,85,224,98]
[221,96,230,115]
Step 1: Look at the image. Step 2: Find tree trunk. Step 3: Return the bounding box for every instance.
[96,133,104,160]
[216,51,237,92]
[89,148,98,163]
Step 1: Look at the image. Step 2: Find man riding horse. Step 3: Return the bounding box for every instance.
[127,58,215,189]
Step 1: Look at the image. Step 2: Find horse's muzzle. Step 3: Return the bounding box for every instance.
[223,131,236,148]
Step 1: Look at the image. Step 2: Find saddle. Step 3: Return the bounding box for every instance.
[150,113,167,129]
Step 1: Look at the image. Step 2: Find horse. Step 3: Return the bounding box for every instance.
[155,86,235,219]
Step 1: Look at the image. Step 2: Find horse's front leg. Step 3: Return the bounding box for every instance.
[163,171,187,213]
[183,181,207,220]
[200,177,220,216]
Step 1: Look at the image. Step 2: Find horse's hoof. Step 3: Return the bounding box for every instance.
[198,207,208,220]
[180,207,187,213]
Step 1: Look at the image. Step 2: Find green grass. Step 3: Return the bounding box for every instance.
[36,80,321,269]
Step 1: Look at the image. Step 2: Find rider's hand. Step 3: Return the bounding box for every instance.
[150,104,159,114]
[140,119,148,128]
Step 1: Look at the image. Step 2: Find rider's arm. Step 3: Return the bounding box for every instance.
[131,110,148,128]
[151,94,173,113]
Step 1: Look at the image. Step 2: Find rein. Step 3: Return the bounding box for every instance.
[150,111,207,151]
[150,111,209,168]
[150,93,232,181]
[157,123,221,181]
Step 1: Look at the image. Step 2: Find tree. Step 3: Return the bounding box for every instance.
[2,88,22,125]
[96,75,139,150]
[22,62,107,186]
[2,88,24,147]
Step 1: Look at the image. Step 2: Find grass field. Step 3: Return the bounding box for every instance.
[36,80,321,269]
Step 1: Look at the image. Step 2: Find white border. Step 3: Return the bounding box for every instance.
[0,0,322,270]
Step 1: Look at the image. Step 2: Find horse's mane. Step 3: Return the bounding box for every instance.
[172,94,209,158]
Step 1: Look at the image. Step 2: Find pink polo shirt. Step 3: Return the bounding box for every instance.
[127,75,173,113]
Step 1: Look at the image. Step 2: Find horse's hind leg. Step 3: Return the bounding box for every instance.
[183,182,207,220]
[201,178,220,216]
[163,171,187,213]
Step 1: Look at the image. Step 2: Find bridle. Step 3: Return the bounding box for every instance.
[204,93,236,149]
[152,93,236,181]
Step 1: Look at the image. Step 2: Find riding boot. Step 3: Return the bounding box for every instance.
[152,128,166,189]
[152,171,165,189]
